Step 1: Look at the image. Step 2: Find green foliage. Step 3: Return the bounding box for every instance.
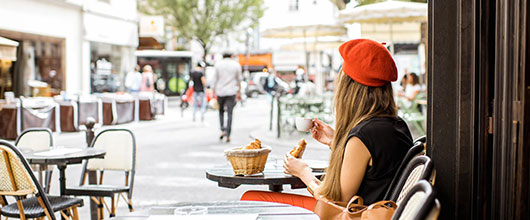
[354,0,427,6]
[142,0,264,57]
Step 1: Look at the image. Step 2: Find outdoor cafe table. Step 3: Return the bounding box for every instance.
[110,201,319,220]
[22,147,106,196]
[206,157,326,192]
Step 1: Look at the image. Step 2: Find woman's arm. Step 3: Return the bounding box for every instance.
[283,154,315,185]
[311,118,334,147]
[339,137,371,202]
[406,90,419,101]
[201,76,207,87]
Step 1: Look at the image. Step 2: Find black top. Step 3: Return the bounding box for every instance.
[346,117,412,205]
[190,70,205,92]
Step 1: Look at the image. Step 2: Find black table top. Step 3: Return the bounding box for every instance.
[22,147,106,166]
[111,201,319,220]
[206,157,326,190]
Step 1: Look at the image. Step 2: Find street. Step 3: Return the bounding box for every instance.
[50,96,330,218]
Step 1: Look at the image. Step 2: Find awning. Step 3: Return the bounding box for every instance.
[84,12,138,47]
[262,24,347,39]
[0,36,18,61]
[238,53,273,68]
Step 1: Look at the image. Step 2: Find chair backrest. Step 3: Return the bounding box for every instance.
[384,142,426,200]
[86,128,136,172]
[0,140,55,218]
[15,128,53,152]
[426,198,441,220]
[391,180,437,220]
[413,135,426,145]
[388,155,434,206]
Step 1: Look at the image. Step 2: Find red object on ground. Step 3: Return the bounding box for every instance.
[240,190,316,211]
[339,38,397,87]
[182,87,213,106]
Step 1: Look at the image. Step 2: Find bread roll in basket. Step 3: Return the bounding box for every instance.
[224,145,271,175]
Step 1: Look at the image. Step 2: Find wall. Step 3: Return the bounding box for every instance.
[0,0,83,93]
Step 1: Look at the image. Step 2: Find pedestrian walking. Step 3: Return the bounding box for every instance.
[191,61,208,122]
[212,52,242,143]
[125,65,142,93]
[141,65,157,92]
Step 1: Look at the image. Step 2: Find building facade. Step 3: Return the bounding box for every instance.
[0,0,138,96]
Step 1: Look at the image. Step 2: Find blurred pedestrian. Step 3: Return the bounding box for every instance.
[297,79,316,97]
[213,52,242,143]
[263,68,278,101]
[294,65,305,94]
[125,65,142,93]
[191,61,207,122]
[141,65,157,92]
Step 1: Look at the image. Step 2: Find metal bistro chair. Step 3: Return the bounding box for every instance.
[391,180,440,220]
[15,128,55,193]
[386,155,435,206]
[65,128,136,219]
[0,140,83,220]
[413,135,426,145]
[384,141,426,201]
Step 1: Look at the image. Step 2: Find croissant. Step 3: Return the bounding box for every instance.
[243,139,262,150]
[289,139,307,159]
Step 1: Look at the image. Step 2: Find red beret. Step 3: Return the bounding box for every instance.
[339,39,397,87]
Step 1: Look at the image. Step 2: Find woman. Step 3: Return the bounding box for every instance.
[141,65,157,92]
[399,72,421,101]
[242,39,413,210]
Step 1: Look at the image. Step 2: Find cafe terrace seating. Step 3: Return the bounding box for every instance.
[0,92,167,140]
[53,94,104,132]
[20,97,60,133]
[136,92,166,121]
[15,128,55,193]
[65,128,136,219]
[391,180,441,220]
[0,140,83,220]
[387,155,435,206]
[99,93,136,125]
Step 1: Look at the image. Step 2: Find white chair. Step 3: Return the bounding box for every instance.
[65,128,136,219]
[386,155,435,206]
[391,180,439,220]
[15,128,54,193]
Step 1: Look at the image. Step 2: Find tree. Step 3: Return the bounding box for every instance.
[354,0,427,6]
[142,0,264,60]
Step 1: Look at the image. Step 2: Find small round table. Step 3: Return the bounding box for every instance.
[23,147,106,196]
[206,157,326,192]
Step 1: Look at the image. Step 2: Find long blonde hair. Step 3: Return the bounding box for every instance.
[318,70,397,201]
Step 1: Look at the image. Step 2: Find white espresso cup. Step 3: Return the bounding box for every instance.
[295,117,314,132]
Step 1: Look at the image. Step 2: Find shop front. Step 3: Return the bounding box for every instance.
[0,0,83,96]
[83,12,138,94]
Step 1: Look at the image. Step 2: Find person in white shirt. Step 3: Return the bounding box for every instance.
[125,65,142,93]
[397,73,421,108]
[212,52,242,142]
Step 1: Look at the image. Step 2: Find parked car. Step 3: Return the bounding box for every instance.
[245,72,289,98]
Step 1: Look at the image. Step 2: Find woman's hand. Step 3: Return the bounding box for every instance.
[311,118,334,146]
[283,154,313,183]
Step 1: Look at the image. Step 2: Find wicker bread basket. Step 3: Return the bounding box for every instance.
[224,146,271,175]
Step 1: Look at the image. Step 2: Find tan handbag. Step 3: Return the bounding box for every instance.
[314,195,397,220]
